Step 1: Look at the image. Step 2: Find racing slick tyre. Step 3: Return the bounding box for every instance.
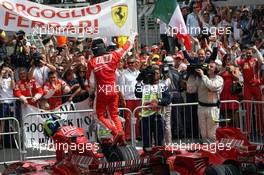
[205,164,241,175]
[224,164,242,175]
[107,145,140,162]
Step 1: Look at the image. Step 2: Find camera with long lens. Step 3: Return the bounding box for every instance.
[160,63,170,75]
[187,63,208,76]
[16,30,25,41]
[32,52,42,66]
[136,66,156,84]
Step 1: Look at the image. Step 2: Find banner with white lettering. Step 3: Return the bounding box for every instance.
[22,99,98,150]
[0,0,137,37]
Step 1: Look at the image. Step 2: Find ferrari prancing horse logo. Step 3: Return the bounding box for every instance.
[111,5,128,28]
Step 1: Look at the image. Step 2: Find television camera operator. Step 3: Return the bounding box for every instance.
[135,65,171,151]
[188,61,224,141]
[181,36,219,138]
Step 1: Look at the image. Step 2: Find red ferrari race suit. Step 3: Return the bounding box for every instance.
[13,79,44,107]
[43,79,71,110]
[87,36,135,138]
[237,53,264,134]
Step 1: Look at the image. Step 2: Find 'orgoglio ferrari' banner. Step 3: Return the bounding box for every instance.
[0,0,137,37]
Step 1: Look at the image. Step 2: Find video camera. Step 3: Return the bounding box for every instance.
[160,63,170,75]
[187,63,208,76]
[136,66,156,84]
[32,52,42,66]
[16,30,25,41]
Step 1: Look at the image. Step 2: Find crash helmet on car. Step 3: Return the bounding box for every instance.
[43,118,60,137]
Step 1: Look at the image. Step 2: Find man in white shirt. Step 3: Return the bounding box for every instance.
[0,67,15,147]
[122,56,141,141]
[28,52,56,87]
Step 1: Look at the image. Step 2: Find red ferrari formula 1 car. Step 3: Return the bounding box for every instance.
[3,117,170,175]
[164,119,264,175]
[3,118,264,175]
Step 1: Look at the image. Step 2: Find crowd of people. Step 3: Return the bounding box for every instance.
[0,0,264,147]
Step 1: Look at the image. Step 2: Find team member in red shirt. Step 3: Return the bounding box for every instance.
[14,68,44,107]
[87,33,137,141]
[43,71,71,110]
[236,46,264,134]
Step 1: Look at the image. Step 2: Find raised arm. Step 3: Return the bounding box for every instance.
[113,32,138,62]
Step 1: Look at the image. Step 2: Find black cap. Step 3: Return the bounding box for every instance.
[16,30,25,36]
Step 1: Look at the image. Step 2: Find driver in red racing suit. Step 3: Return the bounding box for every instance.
[87,33,137,141]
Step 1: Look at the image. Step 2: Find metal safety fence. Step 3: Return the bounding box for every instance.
[21,108,132,161]
[239,100,264,144]
[130,100,263,147]
[0,95,133,164]
[0,117,22,165]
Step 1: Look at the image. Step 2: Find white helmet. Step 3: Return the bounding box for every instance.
[165,56,174,66]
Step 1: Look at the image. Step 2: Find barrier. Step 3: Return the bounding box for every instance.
[0,97,21,121]
[220,100,241,128]
[0,117,22,165]
[132,103,200,147]
[118,107,134,142]
[21,107,133,161]
[0,96,262,164]
[239,100,264,144]
[22,109,95,160]
[131,100,242,147]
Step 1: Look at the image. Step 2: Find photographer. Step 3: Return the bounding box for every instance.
[135,65,171,151]
[10,30,31,70]
[0,30,7,66]
[182,36,218,138]
[188,61,223,141]
[161,56,185,141]
[28,52,56,87]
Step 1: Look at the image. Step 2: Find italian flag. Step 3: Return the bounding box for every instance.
[152,0,191,52]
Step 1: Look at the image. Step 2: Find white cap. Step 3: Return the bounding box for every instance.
[215,59,222,66]
[127,51,133,56]
[165,56,174,66]
[26,42,31,47]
